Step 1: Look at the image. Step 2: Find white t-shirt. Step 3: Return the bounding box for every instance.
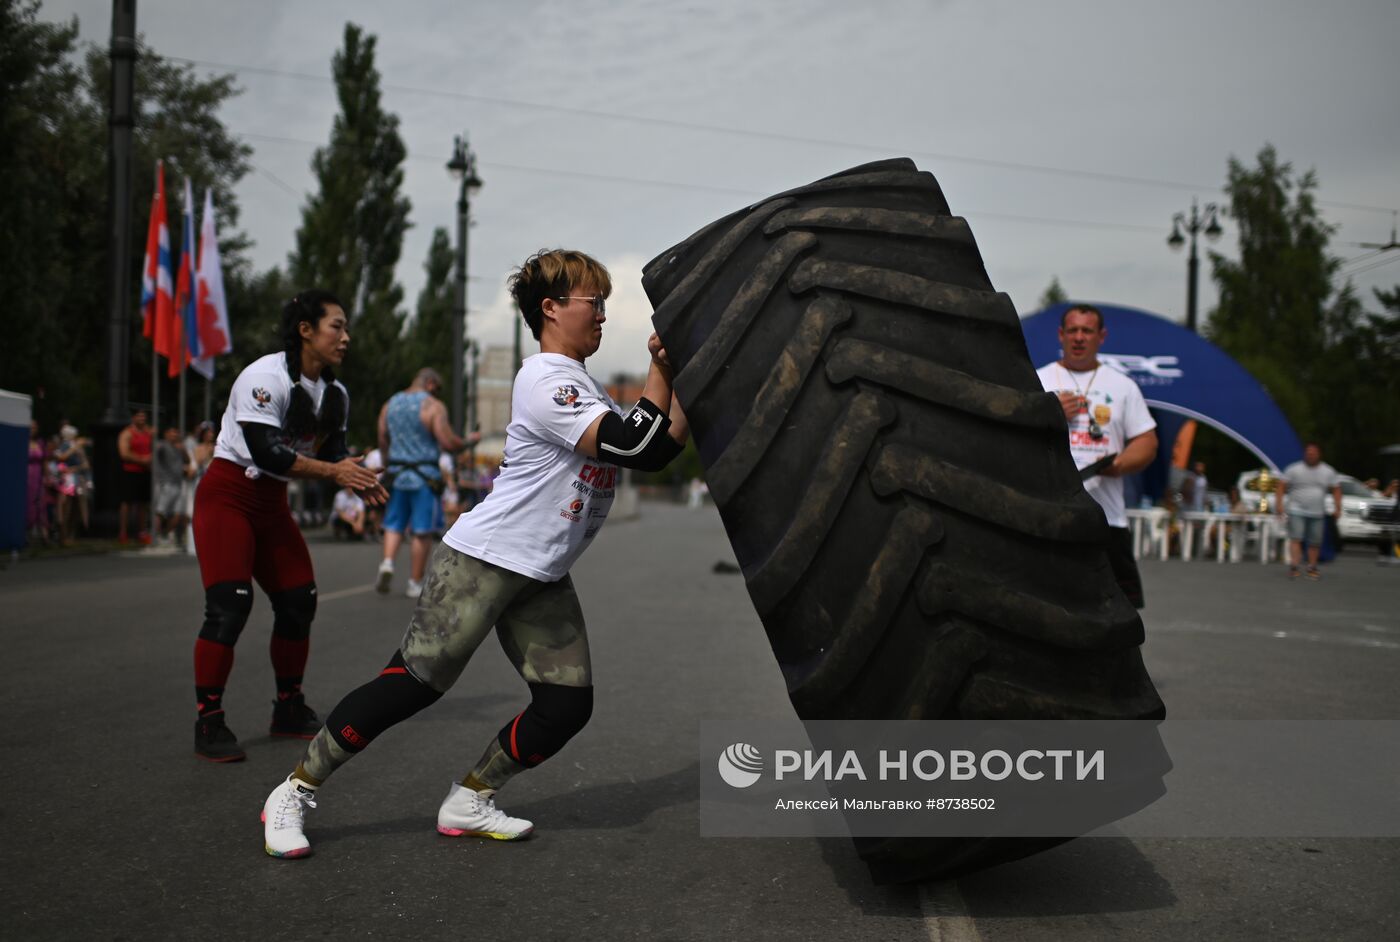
[1036,360,1156,528]
[445,353,621,581]
[333,488,365,517]
[213,352,349,482]
[1281,460,1339,517]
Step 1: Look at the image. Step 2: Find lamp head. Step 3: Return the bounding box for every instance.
[447,134,468,179]
[1167,216,1186,251]
[1204,204,1223,241]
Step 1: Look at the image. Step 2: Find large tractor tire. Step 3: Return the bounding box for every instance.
[642,158,1166,883]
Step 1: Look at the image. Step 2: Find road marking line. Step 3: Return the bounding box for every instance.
[920,881,981,942]
[1157,621,1400,651]
[318,584,376,603]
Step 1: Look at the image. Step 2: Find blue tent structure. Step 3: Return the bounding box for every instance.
[1021,302,1303,505]
[1,390,32,552]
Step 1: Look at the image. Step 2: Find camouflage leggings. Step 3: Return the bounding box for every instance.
[297,545,589,784]
[402,544,592,693]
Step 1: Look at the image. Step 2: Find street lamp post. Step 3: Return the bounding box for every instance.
[1167,198,1223,333]
[468,339,480,463]
[446,134,482,437]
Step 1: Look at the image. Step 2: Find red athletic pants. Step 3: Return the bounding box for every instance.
[194,458,314,591]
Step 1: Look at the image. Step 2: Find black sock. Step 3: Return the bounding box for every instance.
[275,676,303,702]
[196,686,225,723]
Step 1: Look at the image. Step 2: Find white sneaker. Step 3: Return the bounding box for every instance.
[436,782,533,840]
[262,777,318,858]
[375,559,394,594]
[405,579,423,600]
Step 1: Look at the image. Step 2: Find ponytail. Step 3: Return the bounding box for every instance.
[280,289,348,442]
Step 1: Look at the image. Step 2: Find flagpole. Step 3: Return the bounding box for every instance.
[204,370,213,423]
[178,345,187,440]
[151,344,159,545]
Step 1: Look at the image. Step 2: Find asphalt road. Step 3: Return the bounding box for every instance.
[1,503,1396,941]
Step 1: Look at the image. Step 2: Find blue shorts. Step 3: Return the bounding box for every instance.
[1287,514,1325,546]
[383,486,444,535]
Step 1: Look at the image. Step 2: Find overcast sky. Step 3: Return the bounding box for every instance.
[45,0,1400,381]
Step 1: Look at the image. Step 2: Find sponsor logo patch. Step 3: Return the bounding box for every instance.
[251,386,272,409]
[553,384,581,408]
[560,497,584,522]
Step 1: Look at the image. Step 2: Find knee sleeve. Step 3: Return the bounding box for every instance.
[326,650,442,753]
[198,581,254,646]
[498,683,594,767]
[269,583,317,640]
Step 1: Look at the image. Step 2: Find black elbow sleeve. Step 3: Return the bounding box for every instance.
[241,422,298,475]
[595,398,681,472]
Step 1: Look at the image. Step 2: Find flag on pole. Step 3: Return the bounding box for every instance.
[192,188,231,379]
[171,176,199,378]
[139,162,175,348]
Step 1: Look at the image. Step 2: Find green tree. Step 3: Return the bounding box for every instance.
[405,226,454,384]
[290,22,411,444]
[0,0,253,431]
[0,1,84,429]
[1038,275,1068,309]
[1206,144,1399,473]
[1207,146,1334,443]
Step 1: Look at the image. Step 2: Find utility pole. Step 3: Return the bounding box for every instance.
[445,134,482,436]
[95,0,138,532]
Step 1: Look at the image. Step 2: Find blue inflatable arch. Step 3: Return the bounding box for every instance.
[1021,303,1303,478]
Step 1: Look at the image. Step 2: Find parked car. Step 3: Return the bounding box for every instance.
[1236,469,1390,544]
[1334,476,1393,544]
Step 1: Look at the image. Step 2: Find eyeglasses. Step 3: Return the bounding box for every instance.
[556,296,606,315]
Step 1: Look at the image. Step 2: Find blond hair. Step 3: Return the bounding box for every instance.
[508,249,612,340]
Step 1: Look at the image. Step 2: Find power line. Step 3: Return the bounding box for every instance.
[1339,248,1387,271]
[238,130,763,197]
[246,159,302,199]
[237,129,1171,236]
[1344,254,1400,278]
[169,55,1397,217]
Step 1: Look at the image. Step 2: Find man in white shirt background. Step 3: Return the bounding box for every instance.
[1036,304,1159,608]
[1274,442,1342,580]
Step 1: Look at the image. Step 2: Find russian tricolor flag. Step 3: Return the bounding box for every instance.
[171,176,199,378]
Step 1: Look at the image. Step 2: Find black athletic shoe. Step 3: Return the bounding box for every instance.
[270,695,321,739]
[195,717,247,763]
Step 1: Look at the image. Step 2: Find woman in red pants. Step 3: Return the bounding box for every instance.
[193,291,386,761]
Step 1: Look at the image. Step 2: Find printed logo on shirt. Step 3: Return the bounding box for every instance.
[251,387,272,409]
[552,385,581,408]
[1070,430,1113,448]
[560,497,584,522]
[577,463,618,490]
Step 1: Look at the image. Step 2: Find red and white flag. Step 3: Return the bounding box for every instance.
[139,162,175,352]
[191,188,232,379]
